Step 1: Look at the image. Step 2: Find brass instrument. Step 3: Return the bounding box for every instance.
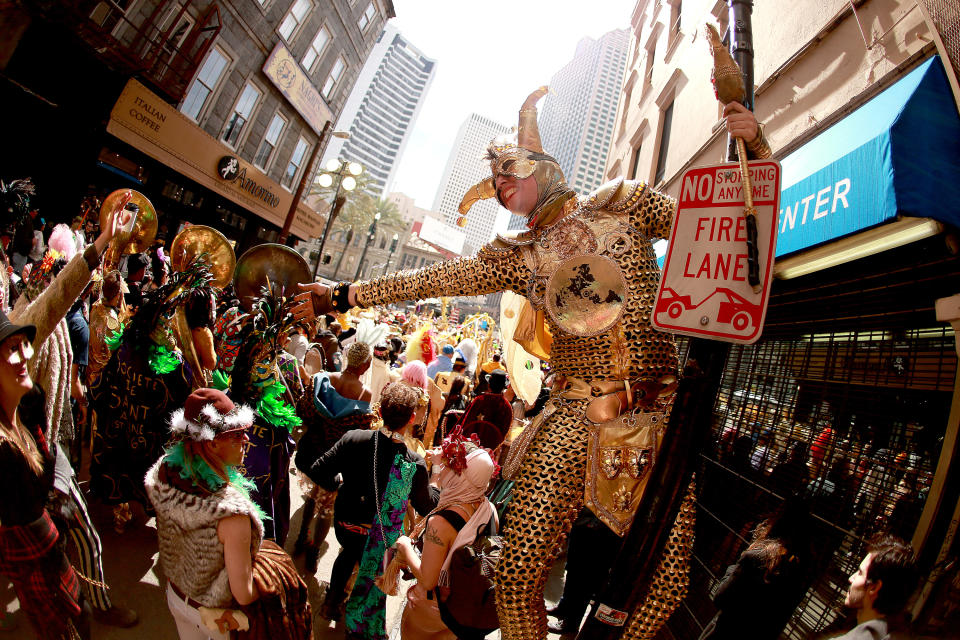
[99,189,158,272]
[233,243,311,311]
[169,225,236,289]
[168,225,237,389]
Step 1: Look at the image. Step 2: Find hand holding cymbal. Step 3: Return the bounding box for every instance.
[292,282,332,322]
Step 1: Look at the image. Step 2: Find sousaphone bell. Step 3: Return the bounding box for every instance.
[169,225,236,289]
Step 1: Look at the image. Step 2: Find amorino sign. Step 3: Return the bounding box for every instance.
[217,156,281,208]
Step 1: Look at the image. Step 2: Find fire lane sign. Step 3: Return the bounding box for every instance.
[652,160,780,344]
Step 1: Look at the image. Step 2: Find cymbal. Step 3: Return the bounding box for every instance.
[234,243,311,311]
[169,225,236,289]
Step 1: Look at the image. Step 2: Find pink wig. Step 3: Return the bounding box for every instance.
[401,360,428,390]
[48,224,78,261]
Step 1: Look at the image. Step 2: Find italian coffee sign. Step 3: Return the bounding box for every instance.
[106,79,322,238]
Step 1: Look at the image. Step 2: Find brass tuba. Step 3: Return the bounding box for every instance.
[99,189,158,272]
[233,243,311,312]
[168,225,236,389]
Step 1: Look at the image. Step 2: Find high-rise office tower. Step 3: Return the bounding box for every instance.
[508,28,629,230]
[434,113,510,253]
[323,23,436,196]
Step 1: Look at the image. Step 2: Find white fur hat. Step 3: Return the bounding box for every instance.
[169,388,254,442]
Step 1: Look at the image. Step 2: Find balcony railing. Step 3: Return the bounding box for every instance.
[26,0,221,104]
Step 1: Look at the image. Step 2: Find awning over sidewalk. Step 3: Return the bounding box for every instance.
[776,56,960,258]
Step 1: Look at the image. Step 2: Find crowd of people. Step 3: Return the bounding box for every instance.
[0,181,547,640]
[0,78,928,640]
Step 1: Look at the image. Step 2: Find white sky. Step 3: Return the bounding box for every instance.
[388,0,634,210]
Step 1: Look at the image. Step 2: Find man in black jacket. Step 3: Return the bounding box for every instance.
[304,382,437,621]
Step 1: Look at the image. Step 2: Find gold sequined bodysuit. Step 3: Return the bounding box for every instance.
[356,179,694,640]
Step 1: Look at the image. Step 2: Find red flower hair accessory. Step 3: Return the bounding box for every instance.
[440,424,501,480]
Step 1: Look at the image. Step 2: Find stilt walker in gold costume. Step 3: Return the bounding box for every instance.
[294,87,769,640]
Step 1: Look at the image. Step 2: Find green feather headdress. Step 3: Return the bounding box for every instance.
[227,283,302,431]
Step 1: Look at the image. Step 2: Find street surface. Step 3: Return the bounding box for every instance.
[1,468,566,640]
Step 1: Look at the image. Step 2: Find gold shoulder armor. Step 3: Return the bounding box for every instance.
[589,179,650,214]
[478,231,531,262]
[581,177,625,211]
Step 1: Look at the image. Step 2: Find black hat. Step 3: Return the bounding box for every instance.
[487,369,508,393]
[0,308,36,345]
[127,252,149,272]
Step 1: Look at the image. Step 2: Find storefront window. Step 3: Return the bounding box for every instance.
[161,179,184,202]
[674,319,955,638]
[256,226,278,242]
[181,47,230,122]
[223,83,262,148]
[255,113,287,169]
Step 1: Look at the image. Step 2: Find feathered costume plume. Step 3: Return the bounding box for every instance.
[0,178,36,225]
[107,256,216,375]
[226,283,302,432]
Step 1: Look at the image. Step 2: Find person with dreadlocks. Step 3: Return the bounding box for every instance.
[89,256,216,532]
[219,288,303,545]
[145,388,311,640]
[294,87,767,640]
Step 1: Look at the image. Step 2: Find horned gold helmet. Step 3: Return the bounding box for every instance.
[457,87,572,230]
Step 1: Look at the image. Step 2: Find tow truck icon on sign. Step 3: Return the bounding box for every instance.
[655,287,763,334]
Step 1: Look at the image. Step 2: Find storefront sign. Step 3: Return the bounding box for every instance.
[653,160,780,344]
[263,42,332,136]
[776,57,960,257]
[217,155,281,208]
[106,79,322,239]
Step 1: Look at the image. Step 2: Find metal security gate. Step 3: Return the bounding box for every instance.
[662,236,960,639]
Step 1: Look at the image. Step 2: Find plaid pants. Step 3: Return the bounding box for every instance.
[0,511,83,640]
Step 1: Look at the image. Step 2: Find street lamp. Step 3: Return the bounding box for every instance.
[353,211,380,281]
[385,232,399,273]
[313,158,364,279]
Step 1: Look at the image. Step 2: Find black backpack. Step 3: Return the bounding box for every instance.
[443,516,501,631]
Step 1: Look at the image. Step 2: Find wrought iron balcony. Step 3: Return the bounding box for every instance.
[25,0,221,103]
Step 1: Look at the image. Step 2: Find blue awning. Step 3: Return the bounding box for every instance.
[776,56,960,257]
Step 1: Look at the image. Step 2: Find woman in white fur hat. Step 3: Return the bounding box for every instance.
[145,388,261,640]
